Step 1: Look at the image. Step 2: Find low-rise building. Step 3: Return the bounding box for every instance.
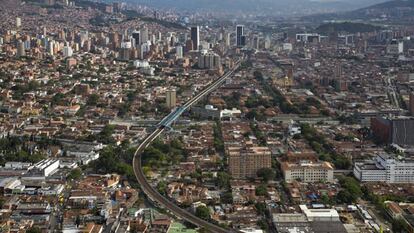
[281,161,334,183]
[354,154,414,183]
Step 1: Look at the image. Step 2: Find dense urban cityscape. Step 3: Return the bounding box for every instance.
[0,0,414,232]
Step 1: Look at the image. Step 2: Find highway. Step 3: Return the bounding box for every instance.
[133,61,242,233]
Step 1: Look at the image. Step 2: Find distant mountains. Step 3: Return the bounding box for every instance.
[116,0,388,16]
[303,0,414,24]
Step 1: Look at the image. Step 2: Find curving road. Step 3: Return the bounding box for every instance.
[133,61,242,233]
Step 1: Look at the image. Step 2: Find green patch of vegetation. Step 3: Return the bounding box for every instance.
[89,142,137,182]
[213,121,224,153]
[11,81,39,100]
[195,206,211,221]
[255,184,268,196]
[301,123,351,169]
[335,176,362,204]
[256,167,275,183]
[141,138,186,169]
[67,168,82,181]
[250,123,266,146]
[0,136,53,166]
[316,22,382,34]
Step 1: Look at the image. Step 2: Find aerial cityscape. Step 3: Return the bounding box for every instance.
[0,0,414,232]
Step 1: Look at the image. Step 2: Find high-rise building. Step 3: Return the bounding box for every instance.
[387,39,404,54]
[44,0,55,5]
[118,48,131,61]
[166,89,176,109]
[16,40,25,57]
[48,41,54,55]
[371,116,414,146]
[410,92,414,116]
[198,52,221,70]
[140,27,149,45]
[228,146,271,179]
[176,46,183,59]
[224,32,231,47]
[63,46,73,57]
[16,17,21,28]
[132,31,140,47]
[252,36,260,50]
[236,25,245,47]
[110,32,120,49]
[190,26,200,51]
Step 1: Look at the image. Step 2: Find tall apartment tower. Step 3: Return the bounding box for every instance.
[190,26,200,51]
[228,147,271,179]
[236,25,245,47]
[166,89,177,109]
[410,92,414,116]
[140,27,149,44]
[16,40,25,57]
[16,17,21,28]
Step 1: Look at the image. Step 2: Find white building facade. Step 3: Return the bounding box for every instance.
[354,154,414,183]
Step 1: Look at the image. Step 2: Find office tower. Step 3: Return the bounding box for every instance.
[16,40,25,57]
[176,46,183,59]
[228,147,271,179]
[410,92,414,116]
[132,31,140,47]
[166,89,176,109]
[190,26,200,51]
[16,17,21,28]
[140,27,149,44]
[63,46,73,57]
[236,25,245,47]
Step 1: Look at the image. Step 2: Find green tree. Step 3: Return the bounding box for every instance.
[255,202,267,215]
[195,206,211,221]
[392,217,409,233]
[67,168,82,180]
[86,93,99,106]
[336,190,355,204]
[255,184,267,196]
[51,93,66,106]
[157,181,167,195]
[257,168,275,182]
[216,172,231,189]
[27,227,42,233]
